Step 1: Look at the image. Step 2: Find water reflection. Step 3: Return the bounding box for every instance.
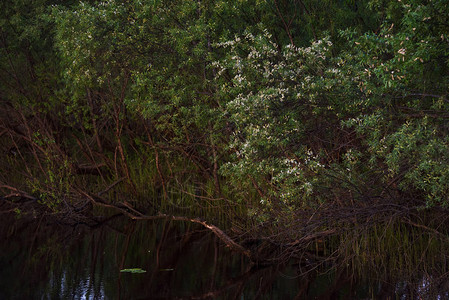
[0,212,448,299]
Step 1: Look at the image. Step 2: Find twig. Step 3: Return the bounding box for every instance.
[0,184,37,201]
[273,0,294,45]
[98,177,125,196]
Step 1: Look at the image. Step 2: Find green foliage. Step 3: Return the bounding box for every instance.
[52,0,220,136]
[2,0,449,215]
[27,132,74,211]
[216,0,449,208]
[216,31,333,207]
[341,0,449,206]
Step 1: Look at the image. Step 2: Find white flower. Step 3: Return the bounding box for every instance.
[398,48,406,55]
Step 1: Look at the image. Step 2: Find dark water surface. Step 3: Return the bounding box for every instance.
[0,212,446,299]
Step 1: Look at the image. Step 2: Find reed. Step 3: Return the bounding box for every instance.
[329,216,449,295]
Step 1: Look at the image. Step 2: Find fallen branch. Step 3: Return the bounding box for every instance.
[402,217,449,240]
[0,184,37,201]
[77,189,251,258]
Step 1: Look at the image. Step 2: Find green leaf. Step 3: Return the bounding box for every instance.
[120,268,147,273]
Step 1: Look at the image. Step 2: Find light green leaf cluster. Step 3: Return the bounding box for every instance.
[216,0,449,208]
[216,31,355,208]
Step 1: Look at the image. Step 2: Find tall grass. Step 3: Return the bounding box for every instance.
[324,217,449,296]
[122,148,253,229]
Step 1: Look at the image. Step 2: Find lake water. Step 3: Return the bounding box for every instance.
[0,212,447,299]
